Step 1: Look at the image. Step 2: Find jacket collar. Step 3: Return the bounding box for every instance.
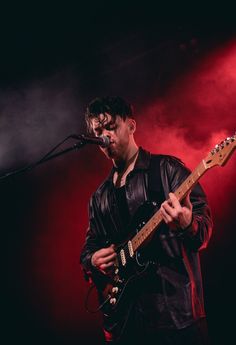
[106,147,151,182]
[134,146,151,170]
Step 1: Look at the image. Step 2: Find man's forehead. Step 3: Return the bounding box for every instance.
[91,113,116,128]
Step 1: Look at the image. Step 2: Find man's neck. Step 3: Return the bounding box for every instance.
[113,143,139,173]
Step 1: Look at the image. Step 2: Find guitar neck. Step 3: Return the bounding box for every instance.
[131,160,208,253]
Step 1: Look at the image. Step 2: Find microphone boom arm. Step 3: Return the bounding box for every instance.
[0,134,103,180]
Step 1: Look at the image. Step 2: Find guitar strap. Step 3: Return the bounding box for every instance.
[148,154,166,207]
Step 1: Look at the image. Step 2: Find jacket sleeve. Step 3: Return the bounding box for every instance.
[80,194,106,283]
[165,157,213,251]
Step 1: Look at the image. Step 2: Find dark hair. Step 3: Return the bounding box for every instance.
[85,96,133,133]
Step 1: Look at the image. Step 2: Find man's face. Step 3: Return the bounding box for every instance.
[90,113,132,160]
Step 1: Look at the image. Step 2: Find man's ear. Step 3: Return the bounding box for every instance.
[128,119,136,133]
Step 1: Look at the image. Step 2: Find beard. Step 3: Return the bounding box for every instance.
[103,146,117,159]
[101,136,130,161]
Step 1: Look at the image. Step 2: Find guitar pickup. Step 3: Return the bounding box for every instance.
[120,249,126,266]
[128,240,134,257]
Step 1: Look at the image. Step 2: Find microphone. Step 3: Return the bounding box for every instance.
[71,134,110,148]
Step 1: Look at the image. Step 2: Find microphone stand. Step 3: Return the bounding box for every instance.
[0,135,93,180]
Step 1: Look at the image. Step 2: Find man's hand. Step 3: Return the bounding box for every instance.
[160,192,193,230]
[91,244,117,275]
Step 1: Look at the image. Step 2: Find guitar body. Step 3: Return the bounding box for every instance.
[97,201,160,317]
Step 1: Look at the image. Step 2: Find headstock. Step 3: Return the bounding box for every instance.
[203,133,236,169]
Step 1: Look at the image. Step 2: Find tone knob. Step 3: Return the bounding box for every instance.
[109,298,117,305]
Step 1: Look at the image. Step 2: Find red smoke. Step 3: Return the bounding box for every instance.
[136,39,236,215]
[22,39,236,341]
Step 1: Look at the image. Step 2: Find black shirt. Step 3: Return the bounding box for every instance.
[114,185,130,235]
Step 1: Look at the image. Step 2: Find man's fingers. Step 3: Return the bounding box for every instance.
[160,191,193,229]
[182,191,192,210]
[160,205,174,223]
[97,252,117,265]
[99,245,116,257]
[100,261,115,270]
[168,192,181,210]
[100,261,117,275]
[161,199,182,220]
[91,244,117,271]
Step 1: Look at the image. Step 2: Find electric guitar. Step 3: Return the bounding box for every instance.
[94,133,236,317]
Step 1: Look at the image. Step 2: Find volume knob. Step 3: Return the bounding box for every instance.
[112,287,119,294]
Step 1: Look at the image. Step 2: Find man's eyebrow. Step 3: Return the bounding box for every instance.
[93,120,115,131]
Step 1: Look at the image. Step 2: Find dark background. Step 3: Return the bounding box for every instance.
[2,2,236,344]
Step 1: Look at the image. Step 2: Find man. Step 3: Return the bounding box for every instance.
[80,96,213,345]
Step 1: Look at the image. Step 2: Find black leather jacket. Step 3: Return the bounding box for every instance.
[80,147,213,339]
